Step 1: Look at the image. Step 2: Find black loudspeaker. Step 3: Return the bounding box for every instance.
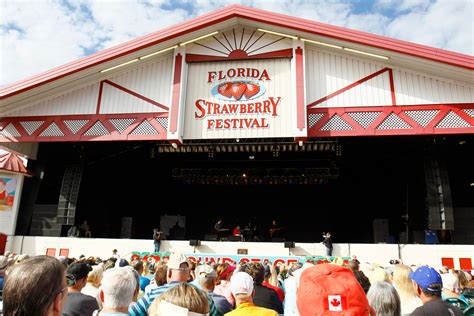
[228,235,241,242]
[373,219,389,243]
[284,241,295,248]
[189,240,201,246]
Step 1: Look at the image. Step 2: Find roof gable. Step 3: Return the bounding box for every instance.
[1,4,472,101]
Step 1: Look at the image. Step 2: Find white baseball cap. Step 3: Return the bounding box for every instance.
[230,271,254,296]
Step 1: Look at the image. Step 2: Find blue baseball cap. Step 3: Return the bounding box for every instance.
[409,266,442,291]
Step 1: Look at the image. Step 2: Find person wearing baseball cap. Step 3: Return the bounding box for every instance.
[195,264,232,314]
[63,261,99,316]
[225,271,277,316]
[409,266,463,315]
[129,253,219,316]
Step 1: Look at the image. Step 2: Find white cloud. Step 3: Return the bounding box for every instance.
[376,0,432,12]
[1,1,95,86]
[0,0,472,88]
[385,0,474,55]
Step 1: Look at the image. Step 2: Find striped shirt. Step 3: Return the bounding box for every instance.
[128,281,220,316]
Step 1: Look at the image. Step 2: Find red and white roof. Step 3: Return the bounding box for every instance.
[1,4,472,103]
[0,5,473,144]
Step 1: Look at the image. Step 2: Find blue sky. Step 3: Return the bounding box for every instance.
[1,0,473,87]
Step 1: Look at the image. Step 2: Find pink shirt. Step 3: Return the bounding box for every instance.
[214,280,235,306]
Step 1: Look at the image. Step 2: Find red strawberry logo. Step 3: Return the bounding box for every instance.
[244,83,260,99]
[330,298,341,307]
[217,82,232,98]
[230,82,247,101]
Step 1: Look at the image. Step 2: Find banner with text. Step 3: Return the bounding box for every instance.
[184,59,293,139]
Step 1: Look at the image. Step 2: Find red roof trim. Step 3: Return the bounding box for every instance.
[1,4,472,100]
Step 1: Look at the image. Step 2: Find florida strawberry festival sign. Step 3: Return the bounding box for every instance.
[194,67,282,130]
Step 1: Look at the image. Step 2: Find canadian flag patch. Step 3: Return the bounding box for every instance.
[327,295,346,311]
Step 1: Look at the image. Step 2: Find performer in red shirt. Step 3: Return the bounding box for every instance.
[233,225,243,241]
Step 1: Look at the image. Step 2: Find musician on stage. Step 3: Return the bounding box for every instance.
[269,219,281,240]
[322,232,333,256]
[214,219,229,241]
[232,225,244,241]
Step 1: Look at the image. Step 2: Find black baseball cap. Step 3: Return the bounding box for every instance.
[67,262,92,281]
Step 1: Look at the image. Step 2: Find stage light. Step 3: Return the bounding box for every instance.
[171,142,178,149]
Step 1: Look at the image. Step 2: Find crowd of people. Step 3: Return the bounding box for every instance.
[0,249,472,315]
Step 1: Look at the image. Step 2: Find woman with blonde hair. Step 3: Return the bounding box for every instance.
[392,264,421,315]
[148,282,209,315]
[81,265,104,308]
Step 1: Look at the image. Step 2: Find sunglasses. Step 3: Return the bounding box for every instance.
[66,274,76,286]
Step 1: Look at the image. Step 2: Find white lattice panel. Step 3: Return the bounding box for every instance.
[320,115,353,131]
[347,112,381,128]
[308,113,325,129]
[130,120,158,135]
[463,109,474,118]
[39,122,64,137]
[64,120,89,134]
[0,123,21,137]
[109,118,135,134]
[83,121,110,136]
[156,117,168,130]
[435,111,471,128]
[377,113,412,129]
[404,110,440,127]
[19,121,44,135]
